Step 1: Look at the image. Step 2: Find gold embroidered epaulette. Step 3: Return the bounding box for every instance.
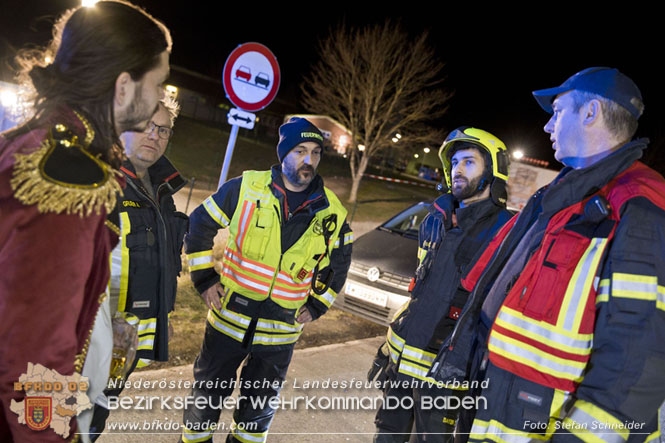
[9,111,121,216]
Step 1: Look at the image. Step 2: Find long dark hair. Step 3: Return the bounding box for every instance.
[8,0,171,168]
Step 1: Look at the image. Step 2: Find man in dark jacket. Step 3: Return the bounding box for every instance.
[89,97,188,439]
[430,67,665,442]
[180,117,352,443]
[372,127,513,442]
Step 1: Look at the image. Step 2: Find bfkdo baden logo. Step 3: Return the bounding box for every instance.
[11,363,92,437]
[25,397,52,431]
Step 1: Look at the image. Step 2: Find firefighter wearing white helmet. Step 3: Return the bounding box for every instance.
[371,127,513,442]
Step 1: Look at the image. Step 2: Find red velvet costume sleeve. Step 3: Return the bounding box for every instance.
[0,128,115,442]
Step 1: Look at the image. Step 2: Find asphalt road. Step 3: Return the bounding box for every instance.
[97,336,385,442]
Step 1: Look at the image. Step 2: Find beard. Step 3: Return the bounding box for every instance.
[452,174,484,201]
[116,82,158,134]
[283,162,316,188]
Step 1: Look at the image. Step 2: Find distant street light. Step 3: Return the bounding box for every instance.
[392,137,399,143]
[395,133,402,139]
[513,150,524,160]
[358,144,366,152]
[0,89,18,108]
[81,0,99,6]
[423,147,430,154]
[414,153,419,158]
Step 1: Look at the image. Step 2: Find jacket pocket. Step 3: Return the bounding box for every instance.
[519,229,589,321]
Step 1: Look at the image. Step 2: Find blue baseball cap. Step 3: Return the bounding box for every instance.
[532,67,644,120]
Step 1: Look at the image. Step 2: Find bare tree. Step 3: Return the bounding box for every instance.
[302,21,452,203]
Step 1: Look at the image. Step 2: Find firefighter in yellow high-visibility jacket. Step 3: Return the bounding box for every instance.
[180,117,352,443]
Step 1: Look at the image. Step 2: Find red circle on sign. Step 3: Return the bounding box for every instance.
[223,42,281,112]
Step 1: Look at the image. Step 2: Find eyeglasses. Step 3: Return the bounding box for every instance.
[144,121,173,140]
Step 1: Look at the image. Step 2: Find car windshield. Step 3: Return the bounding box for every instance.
[380,202,430,238]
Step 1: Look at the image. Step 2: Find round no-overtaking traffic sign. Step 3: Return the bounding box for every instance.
[223,42,280,112]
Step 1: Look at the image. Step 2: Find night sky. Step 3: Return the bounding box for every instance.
[2,2,663,169]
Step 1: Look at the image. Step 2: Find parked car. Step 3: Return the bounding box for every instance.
[334,201,430,325]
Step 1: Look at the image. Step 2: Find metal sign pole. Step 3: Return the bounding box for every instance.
[218,124,239,189]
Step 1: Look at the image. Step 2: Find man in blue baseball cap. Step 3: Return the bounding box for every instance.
[428,67,665,441]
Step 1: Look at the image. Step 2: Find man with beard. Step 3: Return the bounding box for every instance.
[180,117,352,443]
[429,67,665,442]
[0,2,171,441]
[371,127,513,442]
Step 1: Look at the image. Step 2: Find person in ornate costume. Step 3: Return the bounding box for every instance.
[0,2,171,441]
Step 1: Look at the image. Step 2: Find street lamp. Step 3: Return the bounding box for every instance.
[513,150,524,160]
[413,153,419,159]
[81,0,99,6]
[423,147,430,154]
[358,144,365,152]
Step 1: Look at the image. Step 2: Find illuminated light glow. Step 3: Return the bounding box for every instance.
[423,147,431,154]
[44,56,52,64]
[165,84,178,94]
[414,154,419,158]
[339,135,348,145]
[0,89,18,107]
[81,0,99,6]
[513,150,524,160]
[358,144,365,152]
[395,133,402,139]
[392,137,399,143]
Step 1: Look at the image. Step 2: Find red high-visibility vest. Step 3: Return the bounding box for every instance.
[462,161,665,392]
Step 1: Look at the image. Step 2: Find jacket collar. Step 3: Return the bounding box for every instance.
[455,197,504,231]
[120,155,186,197]
[540,138,647,216]
[269,164,328,215]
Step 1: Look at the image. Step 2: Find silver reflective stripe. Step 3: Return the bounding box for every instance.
[207,312,245,341]
[277,271,312,285]
[138,320,157,333]
[256,320,303,332]
[387,328,405,352]
[219,309,251,327]
[222,267,271,293]
[401,346,435,365]
[488,334,584,380]
[182,427,213,442]
[318,288,336,306]
[232,425,267,443]
[612,280,658,297]
[225,249,275,278]
[562,238,607,331]
[245,189,271,205]
[566,406,628,443]
[398,361,432,380]
[271,287,308,300]
[189,255,213,267]
[469,420,536,443]
[253,333,299,345]
[497,309,591,351]
[203,197,229,227]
